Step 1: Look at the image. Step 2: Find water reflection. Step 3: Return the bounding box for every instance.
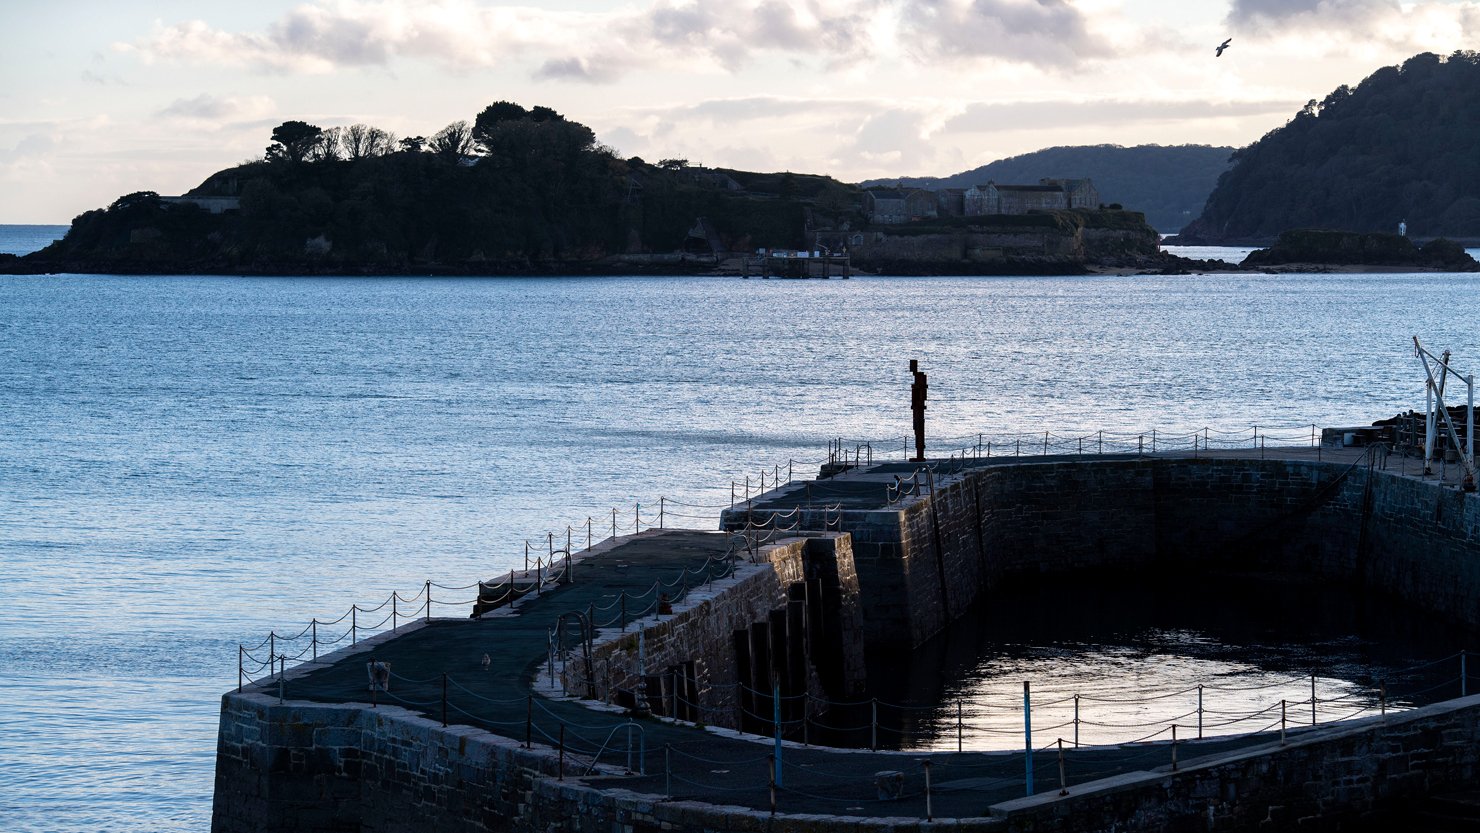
[845,571,1473,751]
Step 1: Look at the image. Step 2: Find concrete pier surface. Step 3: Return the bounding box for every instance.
[215,445,1480,832]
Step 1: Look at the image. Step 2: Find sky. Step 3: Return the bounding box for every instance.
[2,0,1478,223]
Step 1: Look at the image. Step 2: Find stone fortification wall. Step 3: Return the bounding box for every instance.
[562,534,866,728]
[784,456,1480,651]
[211,675,1480,833]
[997,693,1480,831]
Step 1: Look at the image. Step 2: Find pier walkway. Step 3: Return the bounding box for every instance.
[265,441,1456,821]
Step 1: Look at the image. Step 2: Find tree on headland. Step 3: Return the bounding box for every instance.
[1179,50,1480,241]
[344,124,397,160]
[429,120,475,161]
[659,158,689,170]
[398,135,428,154]
[266,121,325,165]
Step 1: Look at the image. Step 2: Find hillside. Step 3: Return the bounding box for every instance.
[1177,51,1480,244]
[5,104,863,274]
[863,144,1234,232]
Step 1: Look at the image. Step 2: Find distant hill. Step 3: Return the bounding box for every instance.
[1177,52,1480,244]
[862,145,1234,232]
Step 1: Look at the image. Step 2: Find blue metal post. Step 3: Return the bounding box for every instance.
[1024,681,1033,796]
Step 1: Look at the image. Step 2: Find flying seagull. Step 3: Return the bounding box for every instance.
[1216,38,1232,57]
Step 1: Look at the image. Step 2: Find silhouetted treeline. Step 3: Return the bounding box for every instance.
[866,145,1234,232]
[1179,51,1480,243]
[21,102,863,272]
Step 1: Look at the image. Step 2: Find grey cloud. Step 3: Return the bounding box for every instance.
[160,93,237,120]
[1227,0,1399,27]
[941,98,1301,132]
[267,8,392,66]
[534,57,617,84]
[0,133,56,163]
[899,0,1113,68]
[658,96,864,122]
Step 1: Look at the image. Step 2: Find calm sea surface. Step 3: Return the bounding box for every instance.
[4,224,1480,830]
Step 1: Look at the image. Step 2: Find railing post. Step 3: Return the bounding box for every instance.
[1280,699,1287,745]
[1311,674,1317,725]
[1057,738,1068,796]
[1380,681,1387,717]
[351,606,357,645]
[1197,685,1204,739]
[1024,681,1033,796]
[238,644,244,693]
[425,580,432,622]
[773,683,783,787]
[957,699,963,753]
[1171,724,1179,771]
[923,759,933,821]
[769,754,777,815]
[612,508,618,539]
[587,518,593,551]
[269,632,275,671]
[311,620,318,661]
[660,497,665,529]
[1074,694,1080,747]
[635,503,641,532]
[392,594,398,631]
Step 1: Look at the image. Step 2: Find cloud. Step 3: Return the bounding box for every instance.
[119,0,1123,81]
[941,98,1302,132]
[0,133,57,163]
[898,0,1115,68]
[1225,0,1480,53]
[157,93,277,123]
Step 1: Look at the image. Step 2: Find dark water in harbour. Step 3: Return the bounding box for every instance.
[858,572,1473,751]
[4,223,1480,830]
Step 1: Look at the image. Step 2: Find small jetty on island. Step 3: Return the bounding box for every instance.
[741,248,851,279]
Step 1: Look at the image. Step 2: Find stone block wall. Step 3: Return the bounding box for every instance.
[995,694,1480,832]
[564,534,866,730]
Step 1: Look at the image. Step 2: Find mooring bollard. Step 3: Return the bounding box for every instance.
[1024,681,1034,796]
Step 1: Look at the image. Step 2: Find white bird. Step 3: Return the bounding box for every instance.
[1216,38,1232,58]
[481,653,491,670]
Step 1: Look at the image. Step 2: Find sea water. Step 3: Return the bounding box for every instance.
[4,224,1480,830]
